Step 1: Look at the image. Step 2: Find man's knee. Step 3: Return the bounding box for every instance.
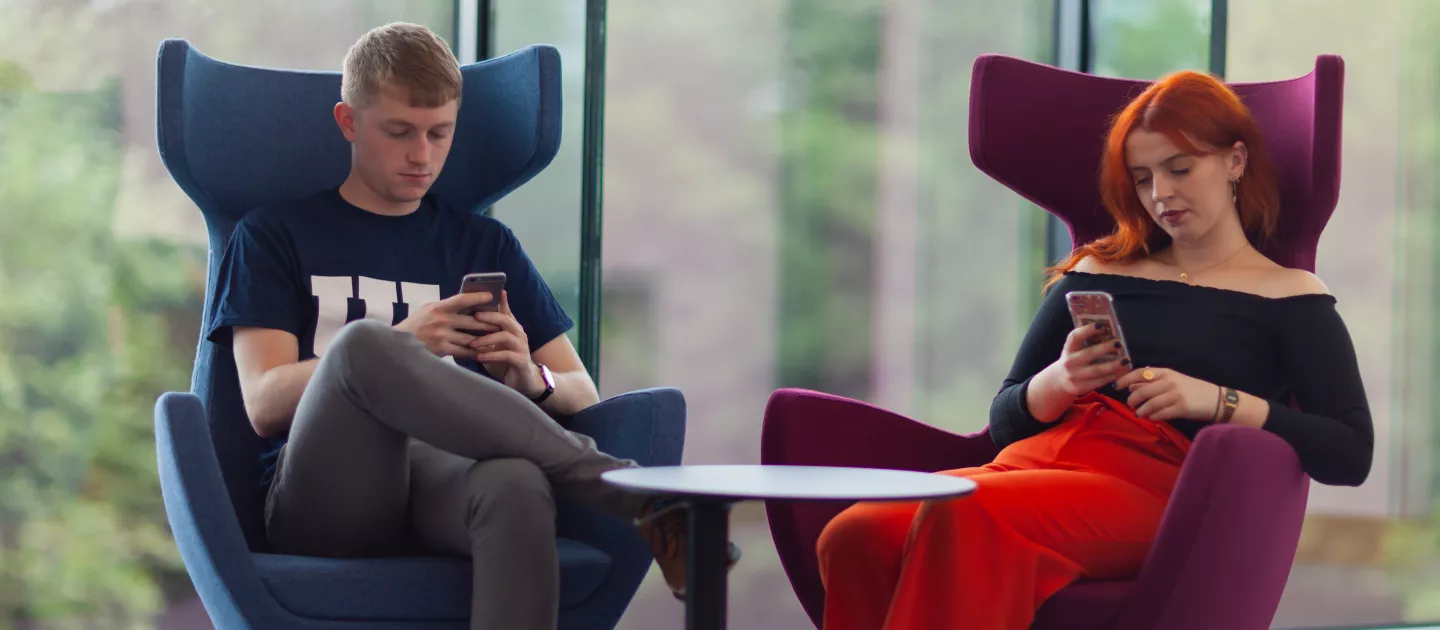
[329,319,400,361]
[465,458,556,533]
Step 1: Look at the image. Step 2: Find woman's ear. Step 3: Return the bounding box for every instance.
[1229,141,1249,179]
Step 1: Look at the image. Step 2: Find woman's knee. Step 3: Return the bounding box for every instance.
[817,503,911,568]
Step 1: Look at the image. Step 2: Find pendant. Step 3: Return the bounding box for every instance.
[1179,272,1190,283]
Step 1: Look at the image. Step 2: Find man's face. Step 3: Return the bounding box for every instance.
[336,86,458,204]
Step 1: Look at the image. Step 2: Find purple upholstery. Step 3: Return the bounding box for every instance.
[763,391,1309,630]
[969,54,1343,272]
[764,54,1344,630]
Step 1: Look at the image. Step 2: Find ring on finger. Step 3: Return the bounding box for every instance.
[1142,369,1156,381]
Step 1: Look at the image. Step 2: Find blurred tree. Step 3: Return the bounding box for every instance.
[1092,0,1210,80]
[0,2,452,629]
[777,0,882,396]
[0,76,196,628]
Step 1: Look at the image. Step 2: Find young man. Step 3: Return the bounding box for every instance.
[205,22,725,629]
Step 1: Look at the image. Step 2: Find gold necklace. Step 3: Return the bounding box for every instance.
[1176,245,1248,284]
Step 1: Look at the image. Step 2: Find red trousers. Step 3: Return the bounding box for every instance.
[817,393,1192,630]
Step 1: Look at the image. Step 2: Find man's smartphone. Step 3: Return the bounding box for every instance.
[1065,290,1132,366]
[459,272,506,315]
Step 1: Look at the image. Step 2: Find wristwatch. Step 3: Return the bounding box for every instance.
[530,362,555,404]
[1219,387,1240,424]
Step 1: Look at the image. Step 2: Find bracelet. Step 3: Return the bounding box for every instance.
[1212,386,1224,423]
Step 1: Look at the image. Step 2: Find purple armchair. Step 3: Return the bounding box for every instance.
[763,54,1344,630]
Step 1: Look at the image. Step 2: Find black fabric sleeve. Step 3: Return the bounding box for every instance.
[989,276,1078,449]
[1260,299,1374,486]
[205,216,306,348]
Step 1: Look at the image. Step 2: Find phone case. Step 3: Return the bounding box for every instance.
[459,273,506,315]
[1065,291,1133,365]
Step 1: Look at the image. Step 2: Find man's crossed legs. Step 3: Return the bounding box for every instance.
[264,319,680,629]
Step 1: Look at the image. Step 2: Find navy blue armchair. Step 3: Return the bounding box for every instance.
[153,39,685,629]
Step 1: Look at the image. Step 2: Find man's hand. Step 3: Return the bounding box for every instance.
[468,291,546,398]
[395,291,496,359]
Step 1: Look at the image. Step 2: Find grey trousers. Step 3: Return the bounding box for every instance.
[264,319,648,630]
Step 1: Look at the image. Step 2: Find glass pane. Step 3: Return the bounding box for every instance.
[489,1,587,342]
[0,3,452,626]
[1091,0,1212,79]
[601,0,1054,625]
[1228,2,1435,627]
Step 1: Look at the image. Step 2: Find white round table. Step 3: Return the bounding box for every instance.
[602,465,976,630]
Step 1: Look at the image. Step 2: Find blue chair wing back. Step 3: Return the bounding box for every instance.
[156,39,562,550]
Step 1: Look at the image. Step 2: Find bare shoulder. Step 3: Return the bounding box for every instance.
[1252,264,1331,298]
[1072,255,1123,275]
[1278,268,1331,297]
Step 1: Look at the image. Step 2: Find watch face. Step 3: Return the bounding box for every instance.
[1224,389,1240,405]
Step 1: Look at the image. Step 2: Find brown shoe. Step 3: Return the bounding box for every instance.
[635,497,741,599]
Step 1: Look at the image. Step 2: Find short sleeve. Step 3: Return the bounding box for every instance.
[492,225,574,352]
[205,217,306,347]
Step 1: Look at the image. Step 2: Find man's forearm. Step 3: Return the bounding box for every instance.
[247,359,319,437]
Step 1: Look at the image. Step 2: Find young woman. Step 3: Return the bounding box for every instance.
[815,69,1373,630]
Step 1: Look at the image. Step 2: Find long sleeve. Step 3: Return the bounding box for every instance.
[989,277,1077,449]
[1260,299,1374,486]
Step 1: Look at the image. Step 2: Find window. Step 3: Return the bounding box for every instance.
[600,0,1055,624]
[0,2,453,625]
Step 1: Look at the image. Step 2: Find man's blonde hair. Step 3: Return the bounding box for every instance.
[342,22,462,109]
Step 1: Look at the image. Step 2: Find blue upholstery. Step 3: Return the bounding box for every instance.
[153,39,685,630]
[252,539,610,620]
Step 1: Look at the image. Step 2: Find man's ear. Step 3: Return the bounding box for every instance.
[334,102,357,142]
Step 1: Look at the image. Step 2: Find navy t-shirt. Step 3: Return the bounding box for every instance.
[204,189,574,488]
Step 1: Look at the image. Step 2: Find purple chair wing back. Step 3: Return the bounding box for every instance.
[967,54,1344,272]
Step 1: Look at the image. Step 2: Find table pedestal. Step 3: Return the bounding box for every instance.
[686,500,732,630]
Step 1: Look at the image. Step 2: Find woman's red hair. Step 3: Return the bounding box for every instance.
[1044,70,1280,289]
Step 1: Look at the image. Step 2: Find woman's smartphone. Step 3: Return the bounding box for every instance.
[458,272,506,315]
[1065,291,1132,366]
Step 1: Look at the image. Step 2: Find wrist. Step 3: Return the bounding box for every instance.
[1026,365,1070,423]
[527,362,556,404]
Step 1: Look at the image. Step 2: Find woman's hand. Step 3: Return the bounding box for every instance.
[1027,323,1131,422]
[1114,367,1220,422]
[1049,322,1132,397]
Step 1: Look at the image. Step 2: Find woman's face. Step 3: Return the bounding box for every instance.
[1124,128,1246,243]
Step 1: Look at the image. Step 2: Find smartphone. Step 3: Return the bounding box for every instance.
[1065,290,1132,365]
[458,272,506,315]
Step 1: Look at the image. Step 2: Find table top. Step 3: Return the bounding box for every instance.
[601,465,977,502]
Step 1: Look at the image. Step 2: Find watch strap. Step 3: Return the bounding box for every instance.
[1219,387,1240,423]
[531,363,556,404]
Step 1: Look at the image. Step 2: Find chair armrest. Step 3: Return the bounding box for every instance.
[552,388,686,627]
[562,387,686,468]
[761,388,999,628]
[760,388,998,471]
[155,392,283,628]
[1115,424,1309,630]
